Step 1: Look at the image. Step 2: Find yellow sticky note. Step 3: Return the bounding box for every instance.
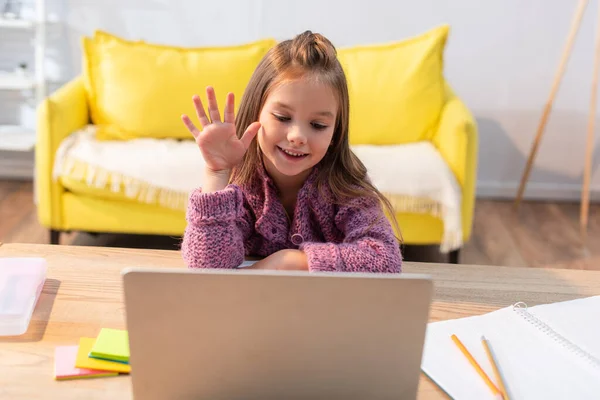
[55,345,119,380]
[75,337,131,374]
[90,328,130,363]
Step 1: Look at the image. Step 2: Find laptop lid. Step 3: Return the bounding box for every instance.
[122,268,433,400]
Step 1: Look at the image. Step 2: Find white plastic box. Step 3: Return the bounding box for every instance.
[0,257,47,336]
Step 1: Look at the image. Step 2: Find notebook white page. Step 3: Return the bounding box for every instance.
[237,260,258,268]
[524,296,600,364]
[421,296,600,400]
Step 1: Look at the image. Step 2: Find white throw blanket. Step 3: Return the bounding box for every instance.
[53,126,462,252]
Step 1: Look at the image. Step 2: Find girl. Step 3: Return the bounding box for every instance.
[180,30,402,273]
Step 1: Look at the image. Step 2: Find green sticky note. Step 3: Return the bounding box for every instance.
[89,328,130,363]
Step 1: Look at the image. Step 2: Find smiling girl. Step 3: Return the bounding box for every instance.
[180,31,402,273]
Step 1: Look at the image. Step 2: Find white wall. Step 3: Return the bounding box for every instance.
[4,0,600,200]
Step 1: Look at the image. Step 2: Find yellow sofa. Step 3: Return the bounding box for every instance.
[35,27,477,262]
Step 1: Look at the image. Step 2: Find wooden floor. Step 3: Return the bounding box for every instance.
[1,180,599,270]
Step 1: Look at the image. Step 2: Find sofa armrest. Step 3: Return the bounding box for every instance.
[35,76,89,228]
[431,83,478,241]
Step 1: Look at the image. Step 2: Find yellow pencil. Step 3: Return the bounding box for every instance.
[482,335,511,400]
[451,334,501,397]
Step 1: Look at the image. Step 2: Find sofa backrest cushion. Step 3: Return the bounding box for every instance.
[338,25,449,145]
[82,30,276,140]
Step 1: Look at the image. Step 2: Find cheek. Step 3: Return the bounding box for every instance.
[258,110,269,127]
[256,122,279,156]
[313,131,335,154]
[258,119,283,144]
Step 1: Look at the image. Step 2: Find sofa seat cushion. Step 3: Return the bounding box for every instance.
[54,126,202,211]
[351,144,462,251]
[53,126,462,251]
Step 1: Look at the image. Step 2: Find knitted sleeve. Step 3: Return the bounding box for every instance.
[299,196,402,273]
[181,185,254,269]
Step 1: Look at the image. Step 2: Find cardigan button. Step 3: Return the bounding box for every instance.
[291,233,304,245]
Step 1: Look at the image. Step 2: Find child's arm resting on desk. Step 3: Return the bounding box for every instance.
[300,196,402,273]
[181,185,253,269]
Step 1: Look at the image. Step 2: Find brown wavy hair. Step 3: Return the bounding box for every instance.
[230,30,401,242]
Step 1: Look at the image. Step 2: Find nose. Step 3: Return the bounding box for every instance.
[287,125,307,146]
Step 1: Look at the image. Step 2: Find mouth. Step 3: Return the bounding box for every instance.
[277,146,309,160]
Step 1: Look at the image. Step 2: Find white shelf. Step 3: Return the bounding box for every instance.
[0,72,36,90]
[0,125,36,152]
[0,0,49,181]
[0,17,35,29]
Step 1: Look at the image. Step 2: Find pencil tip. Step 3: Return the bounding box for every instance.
[481,335,486,341]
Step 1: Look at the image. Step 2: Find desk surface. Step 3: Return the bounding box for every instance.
[1,243,599,399]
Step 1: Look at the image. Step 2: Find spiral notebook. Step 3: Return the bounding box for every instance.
[421,295,600,399]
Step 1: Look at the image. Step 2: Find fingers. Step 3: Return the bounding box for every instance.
[223,92,235,124]
[206,86,221,123]
[185,89,234,139]
[240,122,261,150]
[192,95,210,128]
[181,114,200,139]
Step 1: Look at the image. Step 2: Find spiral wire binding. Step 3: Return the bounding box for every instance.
[512,302,600,371]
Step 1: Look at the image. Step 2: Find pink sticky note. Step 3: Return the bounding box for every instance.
[54,345,118,380]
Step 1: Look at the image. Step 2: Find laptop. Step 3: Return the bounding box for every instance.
[122,267,433,400]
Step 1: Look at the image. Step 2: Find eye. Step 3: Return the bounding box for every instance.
[272,113,290,123]
[311,122,328,131]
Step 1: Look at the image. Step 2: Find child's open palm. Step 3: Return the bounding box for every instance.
[181,87,261,173]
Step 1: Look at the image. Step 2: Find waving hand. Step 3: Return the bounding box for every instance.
[181,86,261,173]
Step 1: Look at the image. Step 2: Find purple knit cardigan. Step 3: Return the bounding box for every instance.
[181,164,402,273]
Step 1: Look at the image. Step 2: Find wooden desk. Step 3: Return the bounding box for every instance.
[1,243,599,399]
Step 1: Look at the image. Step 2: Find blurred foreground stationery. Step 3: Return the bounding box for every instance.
[421,296,600,399]
[76,337,131,373]
[450,334,500,396]
[55,346,118,380]
[481,335,511,400]
[89,328,130,363]
[0,258,46,336]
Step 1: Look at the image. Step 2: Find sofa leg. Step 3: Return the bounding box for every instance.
[448,249,460,264]
[50,230,60,245]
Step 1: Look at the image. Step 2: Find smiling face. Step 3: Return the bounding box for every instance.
[257,78,338,186]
